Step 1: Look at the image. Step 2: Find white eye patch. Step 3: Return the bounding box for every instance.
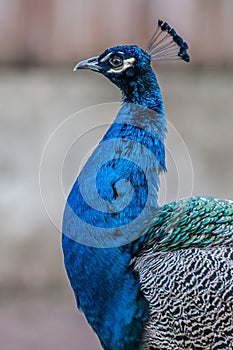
[107,57,135,73]
[100,51,124,63]
[100,52,112,63]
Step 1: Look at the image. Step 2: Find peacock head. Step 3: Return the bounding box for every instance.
[73,20,190,99]
[73,45,152,87]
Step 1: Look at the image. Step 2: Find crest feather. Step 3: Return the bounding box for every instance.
[146,19,190,63]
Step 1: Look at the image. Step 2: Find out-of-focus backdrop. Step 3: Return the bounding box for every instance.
[0,1,233,349]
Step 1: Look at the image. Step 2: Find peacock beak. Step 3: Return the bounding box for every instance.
[73,56,101,72]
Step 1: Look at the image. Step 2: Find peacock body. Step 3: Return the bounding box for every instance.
[62,20,233,349]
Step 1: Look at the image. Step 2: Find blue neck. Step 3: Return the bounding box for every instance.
[62,68,166,349]
[121,68,164,115]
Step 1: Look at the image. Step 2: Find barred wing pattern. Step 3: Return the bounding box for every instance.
[133,197,233,349]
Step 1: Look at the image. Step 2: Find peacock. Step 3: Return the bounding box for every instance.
[62,20,233,350]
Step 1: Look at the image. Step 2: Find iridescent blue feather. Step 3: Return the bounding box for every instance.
[62,20,233,350]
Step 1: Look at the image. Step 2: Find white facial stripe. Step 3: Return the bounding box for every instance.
[107,57,135,74]
[100,51,125,63]
[100,52,112,63]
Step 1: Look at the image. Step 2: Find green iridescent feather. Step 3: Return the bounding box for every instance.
[135,196,233,253]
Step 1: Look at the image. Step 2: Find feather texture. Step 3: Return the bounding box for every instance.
[63,20,233,350]
[134,197,233,253]
[146,20,190,62]
[134,245,233,349]
[131,197,233,348]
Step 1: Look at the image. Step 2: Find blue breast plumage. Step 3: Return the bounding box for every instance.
[62,20,233,350]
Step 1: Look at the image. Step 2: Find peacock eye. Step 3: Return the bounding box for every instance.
[109,55,123,68]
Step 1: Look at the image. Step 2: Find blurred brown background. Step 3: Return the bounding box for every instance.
[1,0,233,65]
[0,1,233,349]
